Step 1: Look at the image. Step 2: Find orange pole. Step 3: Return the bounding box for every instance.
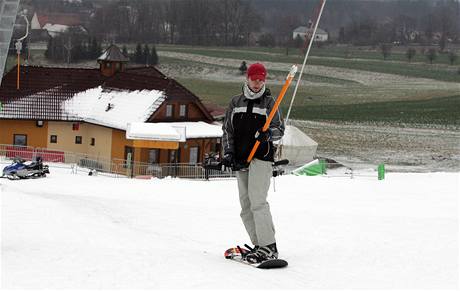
[246,65,298,163]
[16,53,20,90]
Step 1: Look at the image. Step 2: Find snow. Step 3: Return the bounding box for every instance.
[126,122,182,141]
[159,121,223,139]
[63,86,165,130]
[97,50,108,60]
[42,23,69,35]
[126,121,222,142]
[1,163,458,289]
[42,24,87,38]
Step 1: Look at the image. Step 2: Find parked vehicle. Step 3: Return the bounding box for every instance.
[2,157,50,180]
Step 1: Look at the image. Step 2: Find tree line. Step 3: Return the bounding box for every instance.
[44,28,102,63]
[29,0,459,47]
[44,28,159,65]
[87,0,261,46]
[379,45,458,65]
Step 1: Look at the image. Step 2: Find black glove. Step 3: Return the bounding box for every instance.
[254,128,271,142]
[222,153,234,168]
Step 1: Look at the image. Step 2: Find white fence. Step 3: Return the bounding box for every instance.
[0,144,235,180]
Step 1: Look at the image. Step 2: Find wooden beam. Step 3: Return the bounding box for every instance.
[132,140,179,149]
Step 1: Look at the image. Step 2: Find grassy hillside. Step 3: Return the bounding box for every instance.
[158,45,460,83]
[161,44,459,126]
[287,95,460,126]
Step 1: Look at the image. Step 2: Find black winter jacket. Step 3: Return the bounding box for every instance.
[222,88,285,164]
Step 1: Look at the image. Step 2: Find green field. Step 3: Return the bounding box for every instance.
[178,77,460,126]
[158,45,460,83]
[287,95,460,125]
[158,44,460,65]
[165,44,460,126]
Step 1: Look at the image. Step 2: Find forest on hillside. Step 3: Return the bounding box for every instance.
[21,0,460,47]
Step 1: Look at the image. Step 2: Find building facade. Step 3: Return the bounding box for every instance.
[0,45,222,168]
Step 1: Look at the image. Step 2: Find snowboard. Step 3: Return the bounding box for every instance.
[224,247,288,269]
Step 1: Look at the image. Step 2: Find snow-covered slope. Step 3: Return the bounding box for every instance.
[1,164,458,289]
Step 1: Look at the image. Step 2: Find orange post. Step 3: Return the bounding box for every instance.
[246,65,298,163]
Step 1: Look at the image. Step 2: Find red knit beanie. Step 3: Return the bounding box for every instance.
[247,63,267,81]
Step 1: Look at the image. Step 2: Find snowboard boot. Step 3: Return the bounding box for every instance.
[245,243,278,264]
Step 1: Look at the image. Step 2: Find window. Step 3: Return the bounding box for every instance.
[179,104,187,117]
[36,120,44,127]
[72,123,79,131]
[189,147,199,164]
[124,146,134,162]
[166,104,174,117]
[169,149,179,163]
[75,136,82,144]
[13,134,27,146]
[148,149,159,164]
[50,135,57,143]
[214,141,221,154]
[90,138,95,146]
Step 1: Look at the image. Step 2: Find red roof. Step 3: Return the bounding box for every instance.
[125,67,167,79]
[0,66,214,123]
[36,13,82,27]
[203,103,226,119]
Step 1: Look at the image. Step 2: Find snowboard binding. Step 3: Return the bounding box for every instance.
[224,244,288,269]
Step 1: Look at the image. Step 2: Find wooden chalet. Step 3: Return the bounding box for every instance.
[0,45,223,167]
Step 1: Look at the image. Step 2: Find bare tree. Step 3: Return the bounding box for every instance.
[448,51,458,65]
[63,36,73,64]
[164,0,179,44]
[426,48,437,64]
[380,43,392,60]
[276,14,301,47]
[215,0,261,46]
[218,0,232,46]
[406,48,416,62]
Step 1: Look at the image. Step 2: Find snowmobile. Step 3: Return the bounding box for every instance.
[1,157,50,180]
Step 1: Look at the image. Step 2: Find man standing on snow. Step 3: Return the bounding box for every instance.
[221,62,285,263]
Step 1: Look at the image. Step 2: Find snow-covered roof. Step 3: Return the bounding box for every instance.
[62,86,166,130]
[162,121,223,139]
[98,45,129,62]
[42,23,87,38]
[126,123,183,142]
[125,121,222,141]
[42,23,69,35]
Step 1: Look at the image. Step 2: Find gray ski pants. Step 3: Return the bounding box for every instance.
[236,158,275,246]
